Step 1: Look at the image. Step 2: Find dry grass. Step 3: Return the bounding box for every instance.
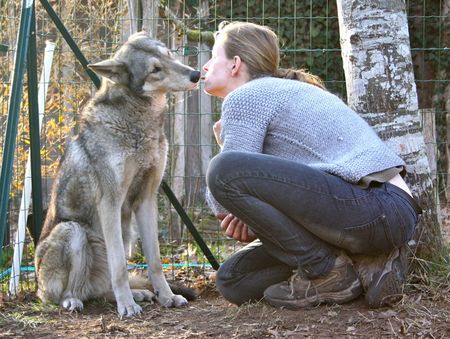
[0,260,449,338]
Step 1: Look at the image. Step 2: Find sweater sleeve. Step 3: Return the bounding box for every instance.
[221,82,280,153]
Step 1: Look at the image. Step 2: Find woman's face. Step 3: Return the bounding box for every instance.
[202,37,235,97]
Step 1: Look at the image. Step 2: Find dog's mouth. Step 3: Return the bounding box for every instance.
[189,82,199,90]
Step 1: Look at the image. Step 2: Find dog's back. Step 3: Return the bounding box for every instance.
[35,32,200,316]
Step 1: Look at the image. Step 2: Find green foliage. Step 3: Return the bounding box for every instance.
[0,246,13,272]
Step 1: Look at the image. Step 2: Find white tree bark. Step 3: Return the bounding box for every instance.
[336,0,443,256]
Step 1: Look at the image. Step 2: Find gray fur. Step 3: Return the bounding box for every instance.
[35,31,200,318]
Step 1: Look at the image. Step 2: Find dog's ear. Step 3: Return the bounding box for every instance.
[88,59,128,84]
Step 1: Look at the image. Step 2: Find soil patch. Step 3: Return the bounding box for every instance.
[1,280,449,338]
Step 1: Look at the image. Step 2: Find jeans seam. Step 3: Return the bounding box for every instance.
[219,171,332,198]
[373,191,402,249]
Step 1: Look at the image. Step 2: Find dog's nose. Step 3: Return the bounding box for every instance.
[190,70,201,83]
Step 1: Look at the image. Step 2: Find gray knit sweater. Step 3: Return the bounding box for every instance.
[206,77,405,214]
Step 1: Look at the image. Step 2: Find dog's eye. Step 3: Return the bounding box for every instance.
[151,66,161,73]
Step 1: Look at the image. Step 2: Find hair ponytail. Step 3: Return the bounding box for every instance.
[274,68,326,90]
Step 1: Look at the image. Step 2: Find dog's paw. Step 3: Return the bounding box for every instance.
[62,297,84,312]
[117,301,142,318]
[172,294,188,307]
[157,294,188,308]
[131,289,155,302]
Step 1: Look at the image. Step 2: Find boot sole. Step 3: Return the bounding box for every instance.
[264,279,362,310]
[365,248,406,308]
[365,266,404,308]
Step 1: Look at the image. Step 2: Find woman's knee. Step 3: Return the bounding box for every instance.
[206,151,244,197]
[215,263,249,306]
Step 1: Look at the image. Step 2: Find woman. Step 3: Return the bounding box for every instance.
[202,21,421,309]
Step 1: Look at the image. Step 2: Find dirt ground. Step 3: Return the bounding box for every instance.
[1,270,449,339]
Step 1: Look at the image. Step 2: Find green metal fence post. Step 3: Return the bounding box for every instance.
[0,0,34,259]
[161,181,220,270]
[27,2,43,244]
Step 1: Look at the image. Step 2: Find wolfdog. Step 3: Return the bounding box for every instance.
[35,31,201,317]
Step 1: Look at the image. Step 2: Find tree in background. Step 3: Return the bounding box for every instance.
[336,0,443,262]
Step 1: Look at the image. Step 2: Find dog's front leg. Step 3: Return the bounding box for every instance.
[135,197,188,307]
[98,199,142,317]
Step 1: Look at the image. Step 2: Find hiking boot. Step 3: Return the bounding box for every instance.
[263,254,362,309]
[352,247,407,308]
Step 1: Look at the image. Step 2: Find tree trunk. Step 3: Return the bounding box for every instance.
[444,85,450,203]
[419,109,437,183]
[185,47,202,208]
[441,0,450,203]
[336,0,443,259]
[125,0,139,36]
[199,43,213,178]
[140,0,159,37]
[127,0,158,37]
[168,2,187,241]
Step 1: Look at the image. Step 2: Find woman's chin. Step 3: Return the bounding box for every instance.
[203,86,216,96]
[202,82,226,97]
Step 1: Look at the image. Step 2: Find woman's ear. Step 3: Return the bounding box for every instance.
[231,56,243,76]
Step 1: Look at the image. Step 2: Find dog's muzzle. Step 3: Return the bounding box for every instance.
[190,71,201,83]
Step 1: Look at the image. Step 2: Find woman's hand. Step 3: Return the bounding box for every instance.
[216,213,257,243]
[213,119,223,148]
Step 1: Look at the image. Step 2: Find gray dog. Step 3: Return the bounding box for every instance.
[35,31,201,317]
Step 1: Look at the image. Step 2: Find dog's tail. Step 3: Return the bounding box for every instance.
[36,221,109,304]
[129,272,197,301]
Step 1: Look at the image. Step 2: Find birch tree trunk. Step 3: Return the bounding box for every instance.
[336,0,443,258]
[441,0,450,203]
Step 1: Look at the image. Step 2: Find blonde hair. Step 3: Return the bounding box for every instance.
[216,21,325,90]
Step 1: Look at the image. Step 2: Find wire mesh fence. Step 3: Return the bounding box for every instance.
[0,0,448,295]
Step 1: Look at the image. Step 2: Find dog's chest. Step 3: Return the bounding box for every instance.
[122,124,166,169]
[107,109,166,168]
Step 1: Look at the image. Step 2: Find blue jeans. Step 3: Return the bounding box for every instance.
[206,151,421,305]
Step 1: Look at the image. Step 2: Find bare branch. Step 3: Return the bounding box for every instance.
[159,6,214,46]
